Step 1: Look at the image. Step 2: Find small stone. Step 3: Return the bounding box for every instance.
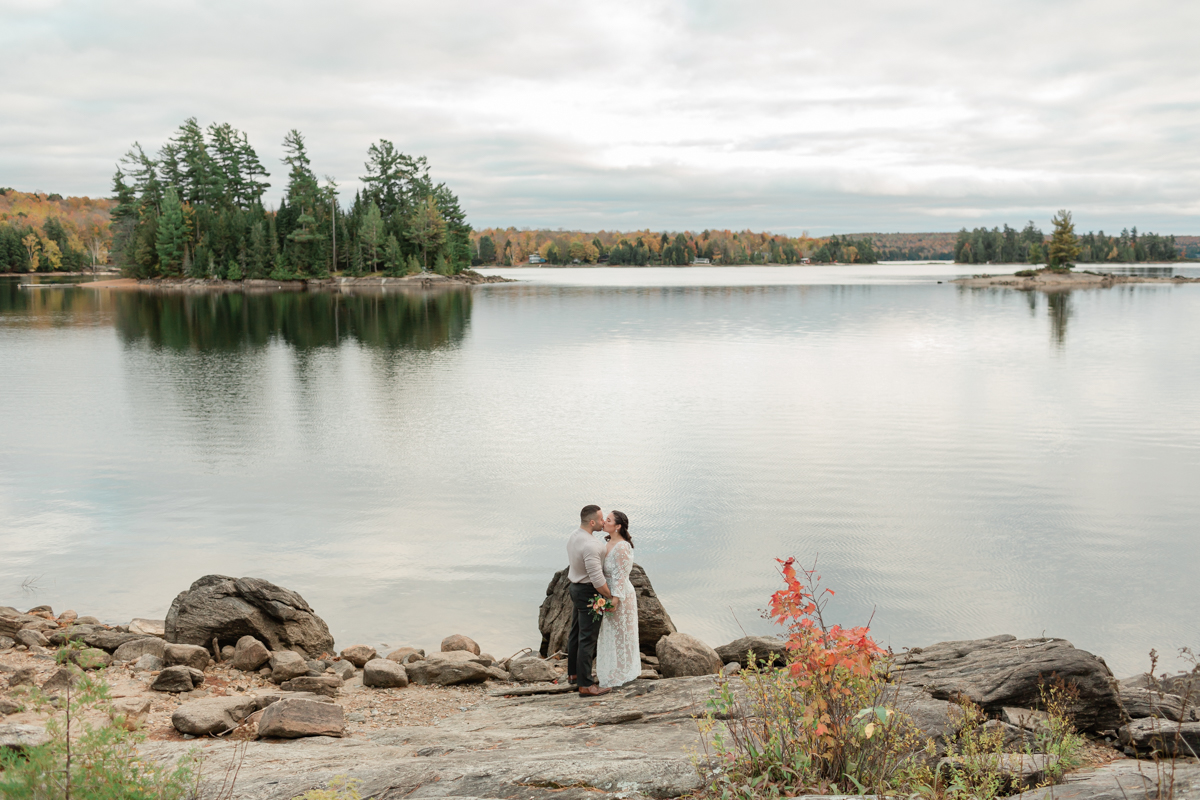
[721,662,741,677]
[256,697,344,739]
[113,637,168,663]
[0,637,14,651]
[28,645,51,656]
[70,648,112,670]
[280,675,343,697]
[508,656,558,683]
[7,667,36,688]
[231,636,271,672]
[128,618,165,637]
[339,645,377,668]
[151,665,199,693]
[477,653,495,667]
[346,712,365,722]
[57,610,78,624]
[131,654,164,672]
[269,651,309,683]
[0,724,50,750]
[221,645,236,661]
[305,660,327,676]
[163,643,210,671]
[110,697,152,731]
[441,634,480,655]
[328,660,356,680]
[638,669,661,680]
[42,668,78,693]
[386,647,425,664]
[16,629,48,648]
[74,616,101,626]
[363,659,408,688]
[0,697,21,715]
[27,605,53,617]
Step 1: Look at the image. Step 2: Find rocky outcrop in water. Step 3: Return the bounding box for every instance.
[538,564,676,657]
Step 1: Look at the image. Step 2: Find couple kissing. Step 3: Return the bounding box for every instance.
[566,504,640,696]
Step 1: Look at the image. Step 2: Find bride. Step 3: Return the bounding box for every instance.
[596,509,640,688]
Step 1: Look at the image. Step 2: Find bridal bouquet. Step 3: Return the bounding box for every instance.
[589,595,615,621]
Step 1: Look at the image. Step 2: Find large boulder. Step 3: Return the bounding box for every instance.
[406,651,490,686]
[538,564,676,658]
[257,697,344,739]
[656,633,723,678]
[165,575,334,658]
[172,696,258,736]
[715,635,788,667]
[897,635,1127,733]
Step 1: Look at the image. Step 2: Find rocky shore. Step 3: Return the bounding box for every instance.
[2,573,1198,800]
[82,270,514,293]
[952,268,1200,290]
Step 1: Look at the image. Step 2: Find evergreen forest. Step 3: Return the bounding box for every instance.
[954,222,1180,265]
[108,118,472,280]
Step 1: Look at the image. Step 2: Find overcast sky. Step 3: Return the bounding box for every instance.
[3,0,1198,235]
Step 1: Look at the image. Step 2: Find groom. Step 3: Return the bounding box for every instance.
[566,504,616,697]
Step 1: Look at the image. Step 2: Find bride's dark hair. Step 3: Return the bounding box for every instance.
[611,510,632,548]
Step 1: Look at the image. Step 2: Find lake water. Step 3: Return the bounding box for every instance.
[2,264,1197,676]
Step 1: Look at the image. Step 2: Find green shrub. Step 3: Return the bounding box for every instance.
[0,644,201,800]
[293,775,362,800]
[1014,269,1037,277]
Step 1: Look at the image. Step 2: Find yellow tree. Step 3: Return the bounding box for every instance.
[1048,209,1081,268]
[22,233,41,271]
[42,238,63,270]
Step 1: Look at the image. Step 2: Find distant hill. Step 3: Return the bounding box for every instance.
[0,189,115,271]
[847,232,958,261]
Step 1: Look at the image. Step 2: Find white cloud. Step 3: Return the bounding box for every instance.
[1,0,1197,233]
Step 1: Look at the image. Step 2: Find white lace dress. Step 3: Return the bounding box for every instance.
[596,541,640,688]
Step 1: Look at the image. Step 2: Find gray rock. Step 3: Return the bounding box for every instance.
[305,660,327,676]
[221,645,236,661]
[70,647,112,670]
[41,668,78,693]
[21,618,58,633]
[0,724,50,750]
[131,654,164,672]
[47,624,99,646]
[172,696,258,736]
[327,660,355,680]
[1119,717,1200,757]
[113,636,168,663]
[82,629,144,652]
[1013,759,1200,800]
[385,647,424,665]
[898,635,1127,732]
[110,696,152,731]
[7,667,36,688]
[484,666,513,682]
[164,642,210,670]
[508,656,558,683]
[231,636,271,672]
[362,659,408,688]
[281,676,344,697]
[979,719,1039,751]
[1120,687,1186,721]
[151,665,200,693]
[656,633,722,678]
[75,616,101,626]
[339,645,376,667]
[270,651,309,683]
[0,637,14,650]
[406,652,491,686]
[539,564,676,657]
[0,615,33,639]
[0,697,21,715]
[441,634,480,655]
[56,610,77,624]
[1000,706,1052,731]
[715,635,788,667]
[721,661,741,677]
[128,618,165,637]
[165,575,334,659]
[16,629,48,648]
[257,697,344,739]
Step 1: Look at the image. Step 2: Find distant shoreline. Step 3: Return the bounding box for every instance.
[73,271,514,292]
[952,267,1200,290]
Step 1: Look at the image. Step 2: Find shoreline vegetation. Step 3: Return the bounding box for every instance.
[953,266,1200,290]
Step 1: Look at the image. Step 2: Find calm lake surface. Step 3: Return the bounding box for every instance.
[2,264,1198,676]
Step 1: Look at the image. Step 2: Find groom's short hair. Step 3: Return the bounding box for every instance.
[580,504,601,523]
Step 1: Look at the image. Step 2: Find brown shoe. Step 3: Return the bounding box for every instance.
[578,685,611,697]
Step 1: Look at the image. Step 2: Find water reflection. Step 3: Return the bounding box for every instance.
[1046,292,1072,348]
[112,288,472,352]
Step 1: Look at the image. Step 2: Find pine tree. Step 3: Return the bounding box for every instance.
[155,188,187,275]
[1047,209,1080,269]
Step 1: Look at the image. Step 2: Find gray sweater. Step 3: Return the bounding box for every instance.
[566,527,607,589]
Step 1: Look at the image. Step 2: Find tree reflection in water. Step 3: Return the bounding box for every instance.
[112,288,472,352]
[1045,291,1072,348]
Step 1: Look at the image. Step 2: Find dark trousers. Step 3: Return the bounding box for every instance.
[567,582,601,688]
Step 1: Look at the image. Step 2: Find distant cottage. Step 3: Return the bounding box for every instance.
[690,257,711,265]
[528,254,546,264]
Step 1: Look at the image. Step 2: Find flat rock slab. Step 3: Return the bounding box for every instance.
[1014,760,1200,800]
[0,723,50,750]
[1119,717,1200,757]
[141,675,720,799]
[173,696,259,736]
[258,697,345,739]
